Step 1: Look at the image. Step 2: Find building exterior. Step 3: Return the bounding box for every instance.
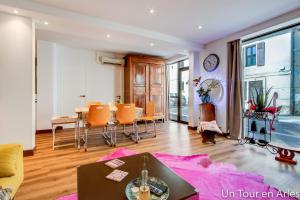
[242,27,300,115]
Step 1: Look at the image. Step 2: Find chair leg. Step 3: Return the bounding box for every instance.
[153,120,157,138]
[52,124,55,150]
[114,125,117,147]
[134,122,139,143]
[84,128,88,152]
[109,126,113,147]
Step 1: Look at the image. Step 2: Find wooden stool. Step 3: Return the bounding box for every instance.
[51,116,78,150]
[198,103,217,144]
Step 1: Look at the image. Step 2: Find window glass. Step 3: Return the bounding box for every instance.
[245,45,256,66]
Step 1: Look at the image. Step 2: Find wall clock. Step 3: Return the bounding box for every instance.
[203,54,220,72]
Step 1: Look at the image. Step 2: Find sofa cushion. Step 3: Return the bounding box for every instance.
[0,146,18,177]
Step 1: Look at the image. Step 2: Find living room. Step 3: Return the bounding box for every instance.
[0,1,300,200]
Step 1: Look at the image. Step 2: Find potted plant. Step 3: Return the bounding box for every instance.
[250,87,273,112]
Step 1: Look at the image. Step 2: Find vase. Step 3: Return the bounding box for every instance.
[201,95,210,103]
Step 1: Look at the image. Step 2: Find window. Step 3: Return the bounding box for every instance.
[245,45,256,67]
[241,25,300,148]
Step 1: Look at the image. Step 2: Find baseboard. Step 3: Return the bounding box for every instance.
[23,148,35,157]
[188,126,197,130]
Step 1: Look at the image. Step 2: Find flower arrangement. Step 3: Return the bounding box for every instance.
[193,77,220,103]
[197,87,211,103]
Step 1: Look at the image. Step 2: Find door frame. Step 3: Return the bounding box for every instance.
[167,61,189,124]
[177,67,189,123]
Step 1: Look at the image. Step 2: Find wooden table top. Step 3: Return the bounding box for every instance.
[77,152,197,200]
[75,106,143,113]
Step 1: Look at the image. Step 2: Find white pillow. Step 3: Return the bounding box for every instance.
[199,120,222,133]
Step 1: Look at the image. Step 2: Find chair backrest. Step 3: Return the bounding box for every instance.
[86,101,101,107]
[146,101,155,117]
[116,104,136,124]
[86,104,109,127]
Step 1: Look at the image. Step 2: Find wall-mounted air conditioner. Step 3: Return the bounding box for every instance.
[96,52,124,65]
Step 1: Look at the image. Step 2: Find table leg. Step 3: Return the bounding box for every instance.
[77,113,81,149]
[52,124,55,150]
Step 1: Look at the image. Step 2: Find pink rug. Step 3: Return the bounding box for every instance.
[57,148,296,200]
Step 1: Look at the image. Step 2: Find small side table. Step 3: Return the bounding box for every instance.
[51,116,78,150]
[198,103,217,143]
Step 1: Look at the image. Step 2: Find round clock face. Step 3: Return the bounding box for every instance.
[203,54,220,72]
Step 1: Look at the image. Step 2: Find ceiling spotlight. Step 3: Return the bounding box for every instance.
[106,34,111,38]
[44,21,49,25]
[149,8,155,14]
[13,10,19,14]
[198,25,203,30]
[150,42,154,47]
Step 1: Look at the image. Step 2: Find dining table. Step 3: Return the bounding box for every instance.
[74,105,144,149]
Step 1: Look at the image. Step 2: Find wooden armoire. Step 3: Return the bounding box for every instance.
[124,55,165,116]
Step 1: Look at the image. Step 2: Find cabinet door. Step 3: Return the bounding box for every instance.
[133,62,147,86]
[149,64,164,115]
[133,87,147,109]
[133,62,148,110]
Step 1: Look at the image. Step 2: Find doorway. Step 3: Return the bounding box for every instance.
[168,60,189,123]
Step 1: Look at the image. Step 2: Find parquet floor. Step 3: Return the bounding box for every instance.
[15,122,300,200]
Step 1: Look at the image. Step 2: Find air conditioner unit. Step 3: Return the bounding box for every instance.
[96,54,124,65]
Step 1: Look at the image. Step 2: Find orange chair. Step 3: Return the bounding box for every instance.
[84,104,114,151]
[137,101,157,137]
[116,104,139,143]
[86,101,101,107]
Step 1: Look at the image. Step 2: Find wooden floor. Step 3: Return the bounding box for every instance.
[15,122,300,200]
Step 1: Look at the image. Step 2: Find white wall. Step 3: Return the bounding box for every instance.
[36,41,124,129]
[36,41,55,130]
[199,9,300,133]
[0,12,35,150]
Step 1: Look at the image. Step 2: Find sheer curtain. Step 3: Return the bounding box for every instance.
[227,39,243,139]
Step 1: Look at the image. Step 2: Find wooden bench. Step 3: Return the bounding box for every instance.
[269,143,300,165]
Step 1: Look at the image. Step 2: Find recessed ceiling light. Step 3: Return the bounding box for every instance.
[44,21,49,25]
[150,42,154,47]
[198,25,203,30]
[13,10,19,14]
[106,34,111,38]
[149,8,155,14]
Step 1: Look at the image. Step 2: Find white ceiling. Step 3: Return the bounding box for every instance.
[0,0,299,58]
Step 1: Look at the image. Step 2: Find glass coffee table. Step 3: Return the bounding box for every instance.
[77,152,197,200]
